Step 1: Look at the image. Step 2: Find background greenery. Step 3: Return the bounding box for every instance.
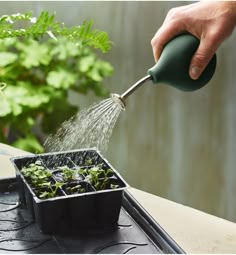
[0,12,113,152]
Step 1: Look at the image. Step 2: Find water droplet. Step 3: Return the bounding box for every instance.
[44,98,122,153]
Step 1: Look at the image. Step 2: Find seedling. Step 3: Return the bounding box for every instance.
[57,166,79,182]
[12,149,128,233]
[21,160,52,187]
[20,160,65,199]
[37,181,64,199]
[85,159,93,166]
[110,184,120,189]
[79,166,116,191]
[19,157,122,199]
[65,184,87,195]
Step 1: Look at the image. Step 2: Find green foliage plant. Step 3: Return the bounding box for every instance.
[20,160,64,199]
[37,181,64,199]
[65,183,87,195]
[0,12,113,152]
[21,160,52,186]
[58,165,79,182]
[20,160,120,199]
[79,166,117,191]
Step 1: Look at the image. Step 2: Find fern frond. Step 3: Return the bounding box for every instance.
[0,11,112,52]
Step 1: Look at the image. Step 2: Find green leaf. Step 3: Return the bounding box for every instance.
[17,39,51,68]
[78,57,113,82]
[46,69,76,89]
[79,55,95,72]
[0,38,17,50]
[1,86,26,116]
[10,102,22,116]
[0,98,11,116]
[96,60,113,76]
[88,68,103,82]
[26,117,35,127]
[4,83,50,109]
[0,52,17,66]
[0,11,113,153]
[0,12,112,52]
[39,191,51,199]
[50,38,79,60]
[12,134,44,153]
[21,94,49,108]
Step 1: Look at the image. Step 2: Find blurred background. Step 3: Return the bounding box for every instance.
[1,1,236,223]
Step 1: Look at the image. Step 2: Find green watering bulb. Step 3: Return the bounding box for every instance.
[111,33,217,110]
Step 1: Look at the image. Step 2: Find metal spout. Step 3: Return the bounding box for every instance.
[111,75,151,110]
[111,93,126,110]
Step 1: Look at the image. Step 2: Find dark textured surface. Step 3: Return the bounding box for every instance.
[0,191,157,253]
[0,178,184,254]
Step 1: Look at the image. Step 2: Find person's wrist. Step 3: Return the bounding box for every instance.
[221,1,236,26]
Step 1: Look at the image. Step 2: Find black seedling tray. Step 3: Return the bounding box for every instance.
[10,149,128,233]
[0,177,185,254]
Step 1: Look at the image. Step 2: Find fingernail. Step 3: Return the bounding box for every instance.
[190,66,200,80]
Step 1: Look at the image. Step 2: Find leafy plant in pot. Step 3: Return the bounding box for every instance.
[21,160,123,198]
[0,12,113,153]
[20,160,64,199]
[12,149,128,233]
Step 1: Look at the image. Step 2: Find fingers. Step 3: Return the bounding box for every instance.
[151,24,184,62]
[189,34,219,80]
[151,5,188,62]
[151,1,234,81]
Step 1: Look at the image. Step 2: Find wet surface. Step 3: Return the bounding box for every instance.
[0,178,184,254]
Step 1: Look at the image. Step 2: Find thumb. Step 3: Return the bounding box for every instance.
[189,38,217,80]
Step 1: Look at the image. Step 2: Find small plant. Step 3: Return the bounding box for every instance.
[20,158,121,199]
[85,159,93,166]
[65,183,87,195]
[37,181,64,199]
[79,166,115,191]
[21,160,52,186]
[21,161,65,199]
[110,183,120,189]
[57,166,79,182]
[13,149,128,233]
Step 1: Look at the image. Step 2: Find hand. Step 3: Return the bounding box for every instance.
[151,1,236,80]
